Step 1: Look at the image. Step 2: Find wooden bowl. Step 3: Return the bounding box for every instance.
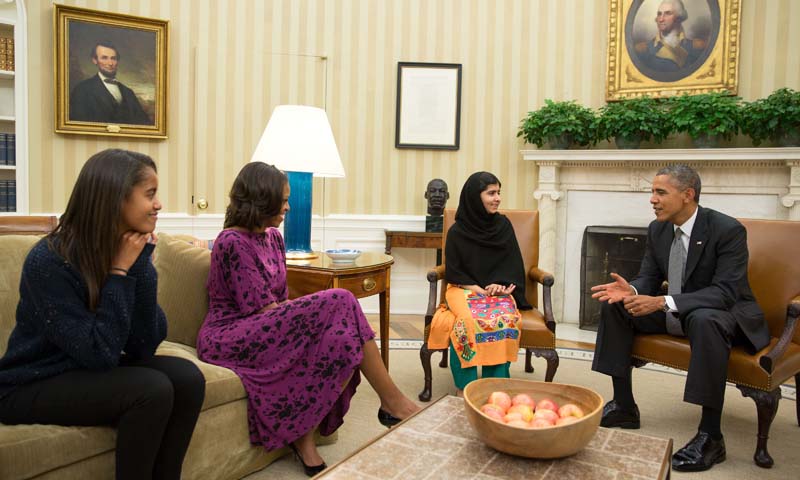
[463,377,604,459]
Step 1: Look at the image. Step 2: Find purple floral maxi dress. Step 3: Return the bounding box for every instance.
[197,229,375,449]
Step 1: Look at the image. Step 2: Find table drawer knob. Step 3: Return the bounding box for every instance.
[362,278,377,292]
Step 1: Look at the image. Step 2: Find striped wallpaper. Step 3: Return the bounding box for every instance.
[24,0,800,215]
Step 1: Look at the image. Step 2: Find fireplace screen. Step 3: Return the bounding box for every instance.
[579,226,648,331]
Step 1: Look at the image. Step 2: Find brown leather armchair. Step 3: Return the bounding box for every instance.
[630,218,800,468]
[418,209,558,401]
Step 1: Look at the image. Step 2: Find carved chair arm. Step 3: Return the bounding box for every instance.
[528,267,556,334]
[758,295,800,374]
[528,267,554,287]
[425,265,446,321]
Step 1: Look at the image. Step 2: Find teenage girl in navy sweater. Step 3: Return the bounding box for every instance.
[0,149,205,480]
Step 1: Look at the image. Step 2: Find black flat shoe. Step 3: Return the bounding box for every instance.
[288,444,327,477]
[672,431,726,472]
[377,407,402,428]
[600,400,641,429]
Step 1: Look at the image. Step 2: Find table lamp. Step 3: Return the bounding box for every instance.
[251,105,345,259]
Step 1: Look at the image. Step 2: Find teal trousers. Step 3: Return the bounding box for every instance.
[449,345,511,390]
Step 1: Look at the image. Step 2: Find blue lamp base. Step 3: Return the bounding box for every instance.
[283,171,317,259]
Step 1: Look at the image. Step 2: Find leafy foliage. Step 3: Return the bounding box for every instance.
[517,100,596,148]
[740,88,800,145]
[595,96,672,144]
[667,92,741,140]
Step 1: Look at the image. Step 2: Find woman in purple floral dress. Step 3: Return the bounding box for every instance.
[196,163,419,476]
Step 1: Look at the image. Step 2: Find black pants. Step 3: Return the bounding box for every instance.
[591,301,742,410]
[0,355,205,480]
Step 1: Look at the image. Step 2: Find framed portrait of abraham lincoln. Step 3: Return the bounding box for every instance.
[606,0,741,100]
[54,4,168,138]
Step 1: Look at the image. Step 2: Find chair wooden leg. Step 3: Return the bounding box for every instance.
[737,385,780,468]
[418,343,435,402]
[527,348,559,382]
[525,349,534,373]
[439,350,448,368]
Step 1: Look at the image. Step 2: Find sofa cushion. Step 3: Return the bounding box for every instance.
[0,235,40,356]
[156,341,247,411]
[0,423,115,480]
[153,233,212,348]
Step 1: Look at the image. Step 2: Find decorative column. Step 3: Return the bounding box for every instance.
[532,161,563,321]
[781,160,800,221]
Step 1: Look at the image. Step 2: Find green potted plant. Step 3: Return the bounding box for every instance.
[595,96,673,148]
[517,99,596,149]
[740,88,800,147]
[668,92,741,148]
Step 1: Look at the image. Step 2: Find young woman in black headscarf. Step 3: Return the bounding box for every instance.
[428,171,531,392]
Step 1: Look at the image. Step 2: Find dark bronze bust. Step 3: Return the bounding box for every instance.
[425,178,449,232]
[425,178,449,217]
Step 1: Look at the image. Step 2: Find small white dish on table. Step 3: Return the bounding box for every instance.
[324,249,362,263]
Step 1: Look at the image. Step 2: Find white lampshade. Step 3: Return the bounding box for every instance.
[251,105,345,178]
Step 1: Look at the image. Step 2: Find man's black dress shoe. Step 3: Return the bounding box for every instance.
[599,400,640,429]
[377,408,402,428]
[672,431,726,472]
[288,444,327,477]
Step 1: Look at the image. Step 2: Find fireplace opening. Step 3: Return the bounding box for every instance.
[579,226,648,331]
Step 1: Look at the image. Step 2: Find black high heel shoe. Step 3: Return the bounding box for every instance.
[377,408,402,428]
[288,444,327,477]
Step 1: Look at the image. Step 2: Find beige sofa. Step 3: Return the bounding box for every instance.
[0,230,334,479]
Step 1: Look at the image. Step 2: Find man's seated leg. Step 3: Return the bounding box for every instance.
[672,308,736,472]
[592,301,665,429]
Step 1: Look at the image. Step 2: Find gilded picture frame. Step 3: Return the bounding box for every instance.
[54,4,168,138]
[606,0,740,100]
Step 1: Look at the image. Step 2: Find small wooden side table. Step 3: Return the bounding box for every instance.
[286,252,394,368]
[384,230,442,264]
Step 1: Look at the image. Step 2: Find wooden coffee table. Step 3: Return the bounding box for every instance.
[316,395,672,479]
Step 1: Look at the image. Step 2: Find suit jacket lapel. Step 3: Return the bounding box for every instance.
[684,206,707,282]
[657,222,673,277]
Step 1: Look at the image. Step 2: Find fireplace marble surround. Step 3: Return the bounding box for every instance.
[522,147,800,325]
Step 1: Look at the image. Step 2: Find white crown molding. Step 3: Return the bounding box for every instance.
[521,147,800,165]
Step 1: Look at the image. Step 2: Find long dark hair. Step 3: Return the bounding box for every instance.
[49,149,157,310]
[224,162,288,230]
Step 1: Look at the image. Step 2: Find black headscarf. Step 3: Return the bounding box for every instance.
[445,171,531,310]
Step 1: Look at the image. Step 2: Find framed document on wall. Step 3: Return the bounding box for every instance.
[606,0,741,100]
[55,4,168,138]
[395,62,462,150]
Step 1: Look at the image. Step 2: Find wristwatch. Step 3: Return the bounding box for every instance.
[662,297,670,313]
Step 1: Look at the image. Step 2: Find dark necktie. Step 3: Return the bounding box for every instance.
[666,227,686,336]
[104,78,119,85]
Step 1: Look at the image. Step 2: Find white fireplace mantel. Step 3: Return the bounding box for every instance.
[521,147,800,325]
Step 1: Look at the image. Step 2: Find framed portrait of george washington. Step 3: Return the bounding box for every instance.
[54,4,168,138]
[606,0,741,100]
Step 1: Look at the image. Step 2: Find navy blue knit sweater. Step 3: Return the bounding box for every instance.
[0,239,167,398]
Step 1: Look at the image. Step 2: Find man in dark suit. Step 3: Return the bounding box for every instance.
[69,42,153,125]
[590,165,770,472]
